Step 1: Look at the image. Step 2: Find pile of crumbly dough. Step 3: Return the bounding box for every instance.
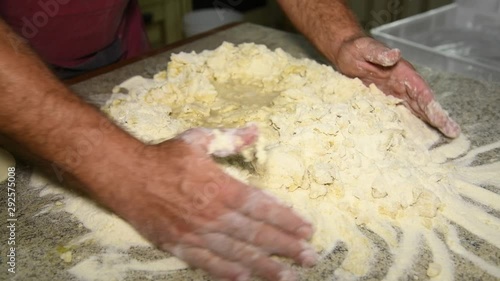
[104,42,441,245]
[100,42,500,280]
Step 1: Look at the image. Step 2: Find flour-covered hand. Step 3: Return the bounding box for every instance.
[334,36,461,138]
[102,126,318,281]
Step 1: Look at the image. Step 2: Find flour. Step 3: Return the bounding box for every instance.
[69,254,188,281]
[30,172,189,281]
[32,42,500,280]
[31,175,151,251]
[0,148,15,183]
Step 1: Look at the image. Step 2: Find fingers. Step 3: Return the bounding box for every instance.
[356,38,401,67]
[423,100,461,138]
[222,186,314,240]
[213,124,259,156]
[167,244,251,281]
[241,190,315,240]
[197,183,318,265]
[207,212,318,267]
[167,231,304,281]
[201,232,298,281]
[200,183,319,267]
[177,124,259,157]
[167,206,317,280]
[227,124,259,149]
[404,81,461,138]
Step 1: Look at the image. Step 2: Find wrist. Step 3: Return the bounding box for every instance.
[83,139,193,213]
[48,107,146,196]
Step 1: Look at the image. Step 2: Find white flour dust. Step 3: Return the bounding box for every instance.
[32,43,500,280]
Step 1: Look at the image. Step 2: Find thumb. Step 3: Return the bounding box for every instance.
[360,39,401,67]
[177,124,259,157]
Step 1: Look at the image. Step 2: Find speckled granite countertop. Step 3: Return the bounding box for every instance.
[0,23,498,281]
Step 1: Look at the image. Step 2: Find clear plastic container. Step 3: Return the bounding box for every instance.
[371,3,500,82]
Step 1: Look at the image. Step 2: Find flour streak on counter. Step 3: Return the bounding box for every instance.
[31,43,500,280]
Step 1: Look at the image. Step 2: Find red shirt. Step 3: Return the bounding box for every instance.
[0,0,150,68]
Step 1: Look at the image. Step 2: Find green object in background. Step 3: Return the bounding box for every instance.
[139,0,192,48]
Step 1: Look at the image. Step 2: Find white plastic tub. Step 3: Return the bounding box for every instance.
[371,3,500,82]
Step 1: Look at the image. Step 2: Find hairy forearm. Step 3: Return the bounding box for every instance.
[277,0,365,65]
[0,20,142,196]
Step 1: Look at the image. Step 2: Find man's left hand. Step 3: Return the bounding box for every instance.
[334,36,461,138]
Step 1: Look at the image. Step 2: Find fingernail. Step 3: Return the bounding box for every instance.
[296,225,314,239]
[379,49,400,66]
[299,247,319,267]
[443,118,461,138]
[391,48,401,55]
[278,269,297,281]
[298,241,319,267]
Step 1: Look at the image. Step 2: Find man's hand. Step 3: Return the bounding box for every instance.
[277,0,461,138]
[104,126,318,281]
[334,36,461,138]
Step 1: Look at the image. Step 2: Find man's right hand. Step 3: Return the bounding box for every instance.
[99,126,318,281]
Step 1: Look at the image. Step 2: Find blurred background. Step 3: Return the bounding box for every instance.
[138,0,453,48]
